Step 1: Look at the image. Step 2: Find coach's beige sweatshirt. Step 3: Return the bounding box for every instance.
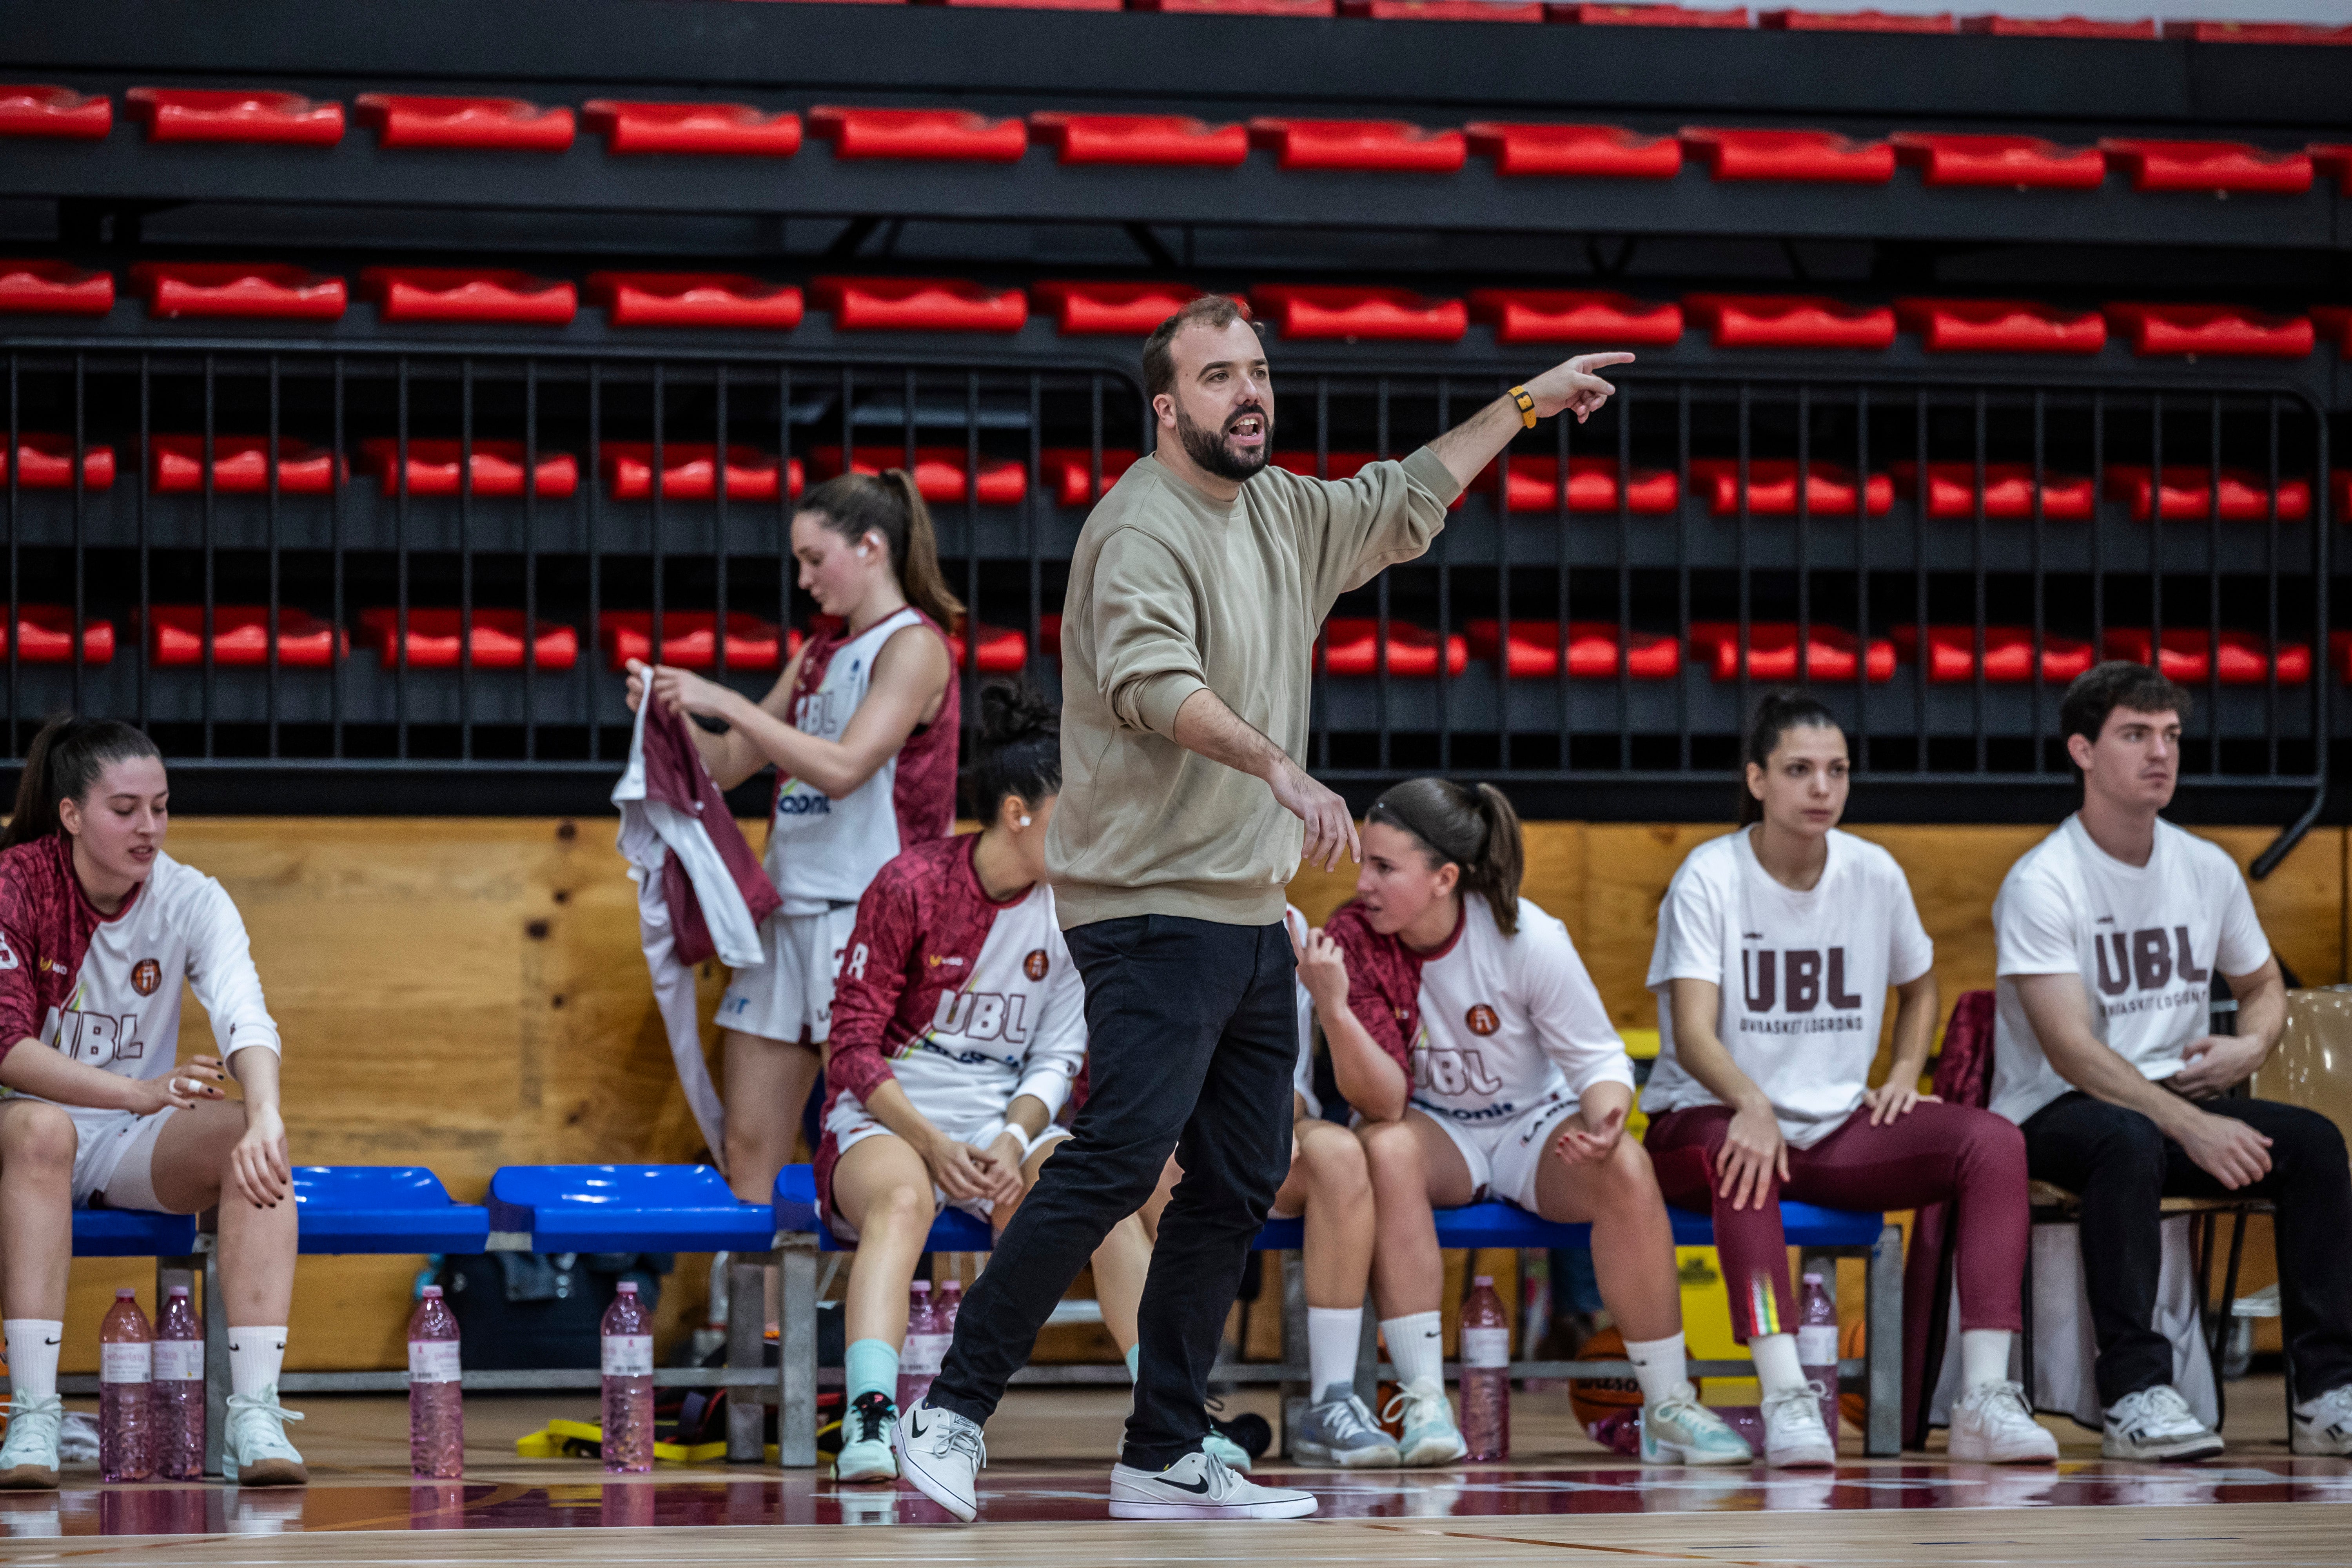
[1047,446,1460,929]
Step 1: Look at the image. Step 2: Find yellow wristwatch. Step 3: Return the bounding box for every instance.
[1508,385,1538,428]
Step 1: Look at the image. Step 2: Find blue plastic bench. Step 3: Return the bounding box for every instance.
[71,1206,199,1258]
[486,1163,775,1253]
[294,1165,490,1254]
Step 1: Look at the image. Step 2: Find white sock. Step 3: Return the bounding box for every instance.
[3,1321,64,1402]
[1960,1328,2013,1391]
[1751,1332,1807,1399]
[1623,1331,1688,1409]
[1307,1306,1363,1399]
[228,1327,287,1399]
[1381,1311,1445,1389]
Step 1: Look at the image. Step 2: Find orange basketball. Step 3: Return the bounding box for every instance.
[1838,1316,1867,1430]
[1569,1327,1647,1427]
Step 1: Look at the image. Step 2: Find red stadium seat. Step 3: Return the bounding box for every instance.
[1033,280,1202,334]
[359,439,580,499]
[2101,628,2311,685]
[128,262,345,321]
[2098,139,2313,195]
[3,606,114,664]
[2103,303,2314,358]
[1465,619,1682,677]
[2102,465,2313,523]
[1689,458,1894,516]
[1888,624,2096,682]
[359,267,577,325]
[124,87,343,145]
[359,608,578,671]
[1245,118,1467,172]
[1681,128,1896,183]
[1545,5,1750,26]
[583,100,802,156]
[599,443,801,503]
[1316,618,1470,677]
[1468,289,1683,344]
[0,260,113,316]
[4,434,116,490]
[947,623,1030,673]
[0,85,111,139]
[1690,621,1896,681]
[1891,461,2095,520]
[920,0,1121,9]
[151,436,345,495]
[586,272,804,330]
[1888,132,2106,189]
[1340,0,1543,17]
[808,446,1027,505]
[1252,285,1467,341]
[2314,145,2352,195]
[2162,21,2352,45]
[2331,629,2352,684]
[353,94,574,151]
[1491,456,1680,513]
[145,606,348,668]
[1040,448,1140,505]
[808,107,1027,162]
[1760,9,1951,29]
[1463,123,1682,178]
[599,611,792,673]
[2308,306,2350,355]
[1958,14,2156,38]
[1685,294,1896,349]
[1895,297,2106,353]
[1132,0,1336,12]
[809,276,1027,332]
[1029,113,1249,167]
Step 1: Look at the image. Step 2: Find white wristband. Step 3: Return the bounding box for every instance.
[999,1123,1035,1162]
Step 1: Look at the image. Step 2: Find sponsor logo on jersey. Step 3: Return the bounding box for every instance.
[1464,1004,1500,1036]
[54,1007,143,1067]
[1024,949,1049,982]
[775,792,834,818]
[131,958,162,996]
[929,989,1033,1045]
[2090,924,2211,1018]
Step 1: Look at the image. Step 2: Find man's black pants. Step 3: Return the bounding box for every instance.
[2021,1090,2352,1408]
[926,914,1297,1469]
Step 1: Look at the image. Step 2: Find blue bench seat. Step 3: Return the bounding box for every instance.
[488,1163,774,1253]
[293,1165,490,1254]
[71,1207,197,1258]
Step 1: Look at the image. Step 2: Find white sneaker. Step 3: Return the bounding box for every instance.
[1641,1384,1755,1466]
[2103,1385,2223,1462]
[895,1397,985,1523]
[0,1395,63,1489]
[1381,1377,1468,1466]
[223,1387,309,1486]
[1947,1381,2058,1464]
[1109,1447,1317,1520]
[2292,1382,2352,1456]
[1760,1382,1836,1468]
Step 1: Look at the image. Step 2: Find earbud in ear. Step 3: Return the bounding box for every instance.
[1018,815,1033,828]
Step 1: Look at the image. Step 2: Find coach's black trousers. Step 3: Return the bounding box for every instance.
[2021,1090,2352,1408]
[927,914,1297,1470]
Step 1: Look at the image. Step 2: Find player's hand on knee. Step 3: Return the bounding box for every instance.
[1719,1102,1787,1212]
[1552,1105,1626,1167]
[1272,759,1359,873]
[229,1104,292,1209]
[2179,1109,2273,1190]
[985,1131,1031,1206]
[926,1134,999,1203]
[130,1056,227,1115]
[1862,1083,1937,1125]
[1525,353,1637,424]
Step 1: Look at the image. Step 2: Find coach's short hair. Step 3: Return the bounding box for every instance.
[2060,660,2192,751]
[1142,295,1257,402]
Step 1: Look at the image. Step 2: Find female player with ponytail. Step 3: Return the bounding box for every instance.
[1299,778,1751,1469]
[0,717,307,1489]
[628,470,962,1273]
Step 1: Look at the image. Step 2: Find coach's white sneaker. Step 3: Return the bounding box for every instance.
[2292,1383,2352,1455]
[2102,1385,2223,1462]
[895,1397,985,1522]
[1109,1447,1317,1520]
[0,1395,63,1489]
[1760,1383,1836,1469]
[1947,1381,2058,1464]
[223,1387,309,1486]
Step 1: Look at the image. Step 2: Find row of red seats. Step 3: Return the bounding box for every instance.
[6,83,2345,195]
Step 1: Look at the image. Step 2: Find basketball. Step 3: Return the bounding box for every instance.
[1839,1316,1867,1431]
[1568,1327,1646,1428]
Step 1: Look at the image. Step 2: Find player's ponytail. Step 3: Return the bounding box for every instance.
[963,681,1060,819]
[2,715,163,849]
[1366,777,1525,937]
[799,470,965,632]
[1739,690,1842,826]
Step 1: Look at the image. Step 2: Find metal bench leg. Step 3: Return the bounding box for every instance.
[1865,1223,1902,1457]
[778,1237,818,1468]
[1354,1290,1380,1407]
[202,1243,229,1479]
[726,1251,771,1463]
[1279,1252,1307,1457]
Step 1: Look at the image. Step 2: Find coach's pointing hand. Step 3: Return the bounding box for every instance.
[1272,756,1360,873]
[1527,352,1637,425]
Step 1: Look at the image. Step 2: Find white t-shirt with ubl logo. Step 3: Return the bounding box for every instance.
[1989,814,2270,1125]
[1645,828,1935,1148]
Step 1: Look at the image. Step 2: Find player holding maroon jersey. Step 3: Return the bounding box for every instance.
[0,719,306,1489]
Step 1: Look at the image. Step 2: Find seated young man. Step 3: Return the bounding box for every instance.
[1992,661,2352,1459]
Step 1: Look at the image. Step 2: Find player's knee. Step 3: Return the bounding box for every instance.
[2089,1107,2167,1176]
[872,1181,936,1232]
[2,1103,78,1174]
[2275,1105,2346,1177]
[1960,1111,2029,1179]
[1357,1117,1420,1176]
[1602,1135,1660,1202]
[1303,1129,1370,1203]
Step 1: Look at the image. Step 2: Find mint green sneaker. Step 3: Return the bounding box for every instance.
[1381,1377,1467,1467]
[1640,1384,1754,1466]
[0,1394,63,1489]
[836,1392,900,1483]
[223,1386,308,1486]
[1202,1426,1254,1475]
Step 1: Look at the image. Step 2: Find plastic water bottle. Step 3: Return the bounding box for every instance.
[99,1287,154,1482]
[898,1281,946,1411]
[600,1281,655,1474]
[154,1285,203,1480]
[1797,1272,1840,1446]
[407,1285,465,1479]
[935,1278,962,1335]
[1457,1275,1510,1461]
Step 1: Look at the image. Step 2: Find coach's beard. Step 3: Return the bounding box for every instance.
[1177,400,1272,483]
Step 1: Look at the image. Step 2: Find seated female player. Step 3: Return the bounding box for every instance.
[0,717,306,1490]
[1301,777,1752,1469]
[1642,693,2052,1466]
[817,685,1151,1485]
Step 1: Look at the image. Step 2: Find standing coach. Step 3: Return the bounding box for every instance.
[898,294,1632,1521]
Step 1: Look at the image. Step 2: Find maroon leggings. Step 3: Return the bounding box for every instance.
[1644,1100,2027,1342]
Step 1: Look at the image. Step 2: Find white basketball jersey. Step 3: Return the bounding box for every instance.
[766,605,930,915]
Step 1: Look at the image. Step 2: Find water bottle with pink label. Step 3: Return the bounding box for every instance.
[407,1285,465,1479]
[898,1281,947,1411]
[99,1288,154,1482]
[600,1281,654,1474]
[154,1285,203,1480]
[1457,1275,1511,1461]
